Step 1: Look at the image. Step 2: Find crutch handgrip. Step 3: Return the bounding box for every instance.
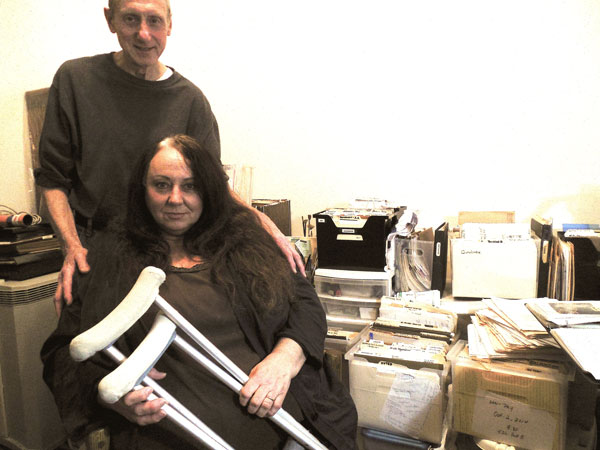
[98,314,176,404]
[70,266,166,361]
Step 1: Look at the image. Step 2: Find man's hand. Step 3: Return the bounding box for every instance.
[43,187,92,316]
[268,220,306,277]
[239,338,305,418]
[54,244,90,316]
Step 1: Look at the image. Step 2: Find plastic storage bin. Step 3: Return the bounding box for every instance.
[314,268,392,323]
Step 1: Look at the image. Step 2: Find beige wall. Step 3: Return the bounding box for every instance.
[2,0,600,235]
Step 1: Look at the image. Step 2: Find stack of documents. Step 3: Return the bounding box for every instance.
[547,235,574,300]
[352,331,449,370]
[467,297,565,361]
[526,299,600,380]
[376,296,457,343]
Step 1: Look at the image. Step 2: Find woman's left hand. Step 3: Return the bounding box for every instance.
[239,338,306,418]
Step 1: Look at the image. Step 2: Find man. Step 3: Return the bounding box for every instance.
[35,0,303,315]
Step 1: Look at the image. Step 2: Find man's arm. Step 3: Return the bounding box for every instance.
[230,188,305,276]
[43,187,90,314]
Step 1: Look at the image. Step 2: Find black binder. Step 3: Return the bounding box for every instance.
[431,222,449,295]
[562,233,600,300]
[531,216,553,298]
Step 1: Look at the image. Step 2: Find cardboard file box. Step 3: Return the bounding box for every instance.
[451,238,539,299]
[348,358,448,444]
[451,346,569,450]
[315,208,402,271]
[325,319,368,389]
[345,328,457,444]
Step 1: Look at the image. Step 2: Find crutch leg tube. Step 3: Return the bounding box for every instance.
[172,336,327,450]
[103,341,233,450]
[154,295,327,450]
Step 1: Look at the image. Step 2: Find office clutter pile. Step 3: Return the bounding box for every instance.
[311,203,598,450]
[0,208,62,280]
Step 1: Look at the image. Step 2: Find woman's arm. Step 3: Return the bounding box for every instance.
[239,273,327,417]
[276,272,327,367]
[239,337,306,418]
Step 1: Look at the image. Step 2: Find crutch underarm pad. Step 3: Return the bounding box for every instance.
[70,266,166,361]
[98,313,176,404]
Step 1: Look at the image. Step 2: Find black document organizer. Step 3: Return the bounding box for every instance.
[314,208,401,272]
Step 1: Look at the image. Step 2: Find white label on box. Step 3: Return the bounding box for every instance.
[472,391,556,450]
[380,369,440,436]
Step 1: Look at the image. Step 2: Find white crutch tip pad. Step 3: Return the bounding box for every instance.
[98,314,176,404]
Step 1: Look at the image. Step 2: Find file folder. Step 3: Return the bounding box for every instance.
[531,216,553,298]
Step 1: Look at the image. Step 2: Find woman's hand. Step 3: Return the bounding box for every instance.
[239,338,306,418]
[99,368,168,425]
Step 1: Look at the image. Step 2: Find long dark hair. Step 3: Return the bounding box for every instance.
[123,134,293,312]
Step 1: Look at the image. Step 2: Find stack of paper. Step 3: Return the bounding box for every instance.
[377,296,457,343]
[467,297,564,360]
[526,299,600,380]
[547,236,574,300]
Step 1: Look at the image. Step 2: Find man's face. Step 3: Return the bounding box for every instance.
[105,0,172,72]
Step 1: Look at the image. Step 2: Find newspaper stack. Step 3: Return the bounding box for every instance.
[467,297,565,360]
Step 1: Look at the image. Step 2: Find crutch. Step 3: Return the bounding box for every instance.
[70,269,233,449]
[99,313,306,449]
[70,267,327,450]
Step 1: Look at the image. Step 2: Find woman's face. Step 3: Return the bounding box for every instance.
[144,144,203,237]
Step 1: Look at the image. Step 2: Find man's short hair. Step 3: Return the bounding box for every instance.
[107,0,171,19]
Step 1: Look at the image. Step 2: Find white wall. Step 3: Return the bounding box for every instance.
[2,0,600,235]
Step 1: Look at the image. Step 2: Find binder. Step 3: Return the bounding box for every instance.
[0,249,63,280]
[431,222,449,295]
[530,216,553,298]
[562,233,600,300]
[0,234,59,255]
[548,233,575,301]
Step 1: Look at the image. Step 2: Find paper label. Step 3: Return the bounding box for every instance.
[471,391,556,450]
[380,369,440,436]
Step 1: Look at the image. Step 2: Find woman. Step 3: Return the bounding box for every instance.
[41,135,357,449]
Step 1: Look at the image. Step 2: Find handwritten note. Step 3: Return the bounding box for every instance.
[472,391,556,450]
[380,369,440,437]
